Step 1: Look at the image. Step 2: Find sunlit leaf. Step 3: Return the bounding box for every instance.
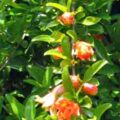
[62,66,75,95]
[82,16,101,26]
[75,6,84,14]
[66,30,78,41]
[67,0,72,11]
[93,103,112,120]
[62,38,71,58]
[32,35,55,43]
[84,60,108,81]
[46,2,67,12]
[81,96,92,109]
[43,67,53,87]
[6,94,24,119]
[44,49,67,59]
[24,79,42,87]
[25,96,36,120]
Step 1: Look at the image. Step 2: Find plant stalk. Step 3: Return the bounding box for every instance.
[71,1,76,75]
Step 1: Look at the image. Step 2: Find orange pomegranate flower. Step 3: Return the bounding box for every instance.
[74,41,94,60]
[52,98,80,120]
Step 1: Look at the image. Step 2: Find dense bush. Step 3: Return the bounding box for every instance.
[0,0,120,120]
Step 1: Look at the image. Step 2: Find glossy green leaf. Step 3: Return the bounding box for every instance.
[75,6,84,14]
[24,79,42,87]
[66,30,78,41]
[46,2,67,12]
[62,38,71,58]
[94,39,111,62]
[45,20,59,30]
[88,116,97,120]
[44,49,67,59]
[35,115,44,120]
[51,31,66,43]
[93,103,112,120]
[5,94,24,119]
[25,96,36,120]
[60,59,71,68]
[88,24,104,33]
[32,35,55,43]
[62,66,75,95]
[81,96,92,109]
[27,65,45,83]
[84,60,108,81]
[67,0,72,11]
[43,67,53,87]
[82,16,101,26]
[89,78,100,86]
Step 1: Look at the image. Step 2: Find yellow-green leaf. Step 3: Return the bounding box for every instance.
[44,49,67,59]
[32,35,55,43]
[46,2,68,12]
[82,16,101,26]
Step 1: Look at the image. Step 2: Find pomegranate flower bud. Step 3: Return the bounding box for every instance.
[58,12,74,25]
[52,84,64,95]
[70,75,80,89]
[82,83,98,96]
[35,92,56,108]
[35,85,65,108]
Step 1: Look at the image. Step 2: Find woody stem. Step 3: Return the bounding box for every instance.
[71,2,76,75]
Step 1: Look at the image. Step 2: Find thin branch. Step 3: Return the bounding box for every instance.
[71,1,76,75]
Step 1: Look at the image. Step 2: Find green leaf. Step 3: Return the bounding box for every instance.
[99,64,120,77]
[43,67,53,87]
[27,65,45,83]
[60,59,71,68]
[75,6,84,14]
[0,96,4,113]
[81,96,92,109]
[61,38,71,58]
[44,49,67,59]
[24,79,42,87]
[62,66,75,95]
[35,115,44,120]
[81,16,101,26]
[5,94,24,119]
[8,56,27,71]
[88,24,104,33]
[25,96,36,120]
[51,31,66,43]
[66,30,78,41]
[88,116,97,120]
[45,20,59,30]
[89,78,100,86]
[46,2,67,12]
[93,103,112,120]
[32,35,55,43]
[67,0,72,11]
[0,0,11,10]
[84,60,108,81]
[94,39,111,62]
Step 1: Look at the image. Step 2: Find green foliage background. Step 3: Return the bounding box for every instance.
[0,0,120,120]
